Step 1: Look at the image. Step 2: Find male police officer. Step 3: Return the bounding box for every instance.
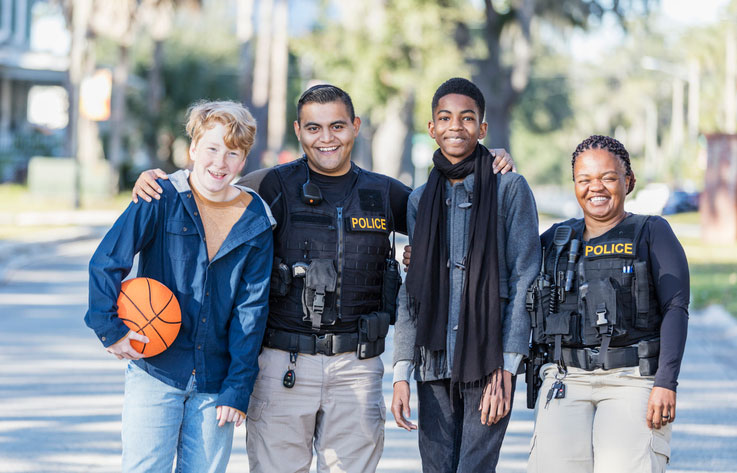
[132,84,513,473]
[240,85,410,472]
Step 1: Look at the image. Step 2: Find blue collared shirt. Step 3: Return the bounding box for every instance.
[85,170,275,412]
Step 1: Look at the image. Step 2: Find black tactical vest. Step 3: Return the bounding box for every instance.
[269,160,393,333]
[530,215,662,353]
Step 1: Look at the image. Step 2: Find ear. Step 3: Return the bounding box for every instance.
[189,140,197,161]
[352,116,361,136]
[293,120,301,141]
[235,155,247,175]
[478,122,488,141]
[626,172,636,195]
[427,120,435,139]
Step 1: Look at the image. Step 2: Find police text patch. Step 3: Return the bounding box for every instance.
[348,216,388,232]
[584,242,634,258]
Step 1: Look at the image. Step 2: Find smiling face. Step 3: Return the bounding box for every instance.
[574,148,631,226]
[189,122,247,201]
[428,93,487,164]
[294,100,361,176]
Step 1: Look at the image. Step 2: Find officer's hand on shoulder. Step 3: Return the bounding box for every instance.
[131,168,168,203]
[491,149,516,174]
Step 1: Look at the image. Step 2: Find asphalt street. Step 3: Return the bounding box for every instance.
[0,233,736,472]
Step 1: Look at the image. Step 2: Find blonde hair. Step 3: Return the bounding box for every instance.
[185,100,257,155]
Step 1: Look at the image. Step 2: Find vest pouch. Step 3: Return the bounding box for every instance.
[357,311,390,359]
[301,259,338,330]
[581,278,626,344]
[529,279,552,344]
[633,261,653,329]
[270,257,292,297]
[381,258,401,324]
[544,311,579,345]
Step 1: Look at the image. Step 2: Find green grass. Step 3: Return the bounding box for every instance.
[680,236,737,317]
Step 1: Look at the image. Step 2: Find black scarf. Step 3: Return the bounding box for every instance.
[405,144,502,385]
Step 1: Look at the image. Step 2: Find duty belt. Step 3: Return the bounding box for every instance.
[561,345,639,371]
[264,329,358,356]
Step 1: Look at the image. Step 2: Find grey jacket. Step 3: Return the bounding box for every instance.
[393,171,541,382]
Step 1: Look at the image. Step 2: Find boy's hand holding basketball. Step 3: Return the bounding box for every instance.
[107,331,150,360]
[217,405,245,427]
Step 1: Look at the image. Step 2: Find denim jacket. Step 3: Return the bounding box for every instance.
[85,170,275,412]
[393,171,541,382]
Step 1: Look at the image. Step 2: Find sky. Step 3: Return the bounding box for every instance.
[570,0,730,61]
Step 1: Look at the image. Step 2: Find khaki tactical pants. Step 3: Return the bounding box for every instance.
[246,347,385,473]
[528,364,671,473]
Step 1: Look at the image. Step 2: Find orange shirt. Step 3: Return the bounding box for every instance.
[190,181,253,261]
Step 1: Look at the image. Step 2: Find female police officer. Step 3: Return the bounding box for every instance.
[526,135,689,473]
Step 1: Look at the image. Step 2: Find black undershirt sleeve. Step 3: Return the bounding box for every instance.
[645,217,690,391]
[388,179,411,235]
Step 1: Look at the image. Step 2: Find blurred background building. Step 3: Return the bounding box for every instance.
[0,0,69,182]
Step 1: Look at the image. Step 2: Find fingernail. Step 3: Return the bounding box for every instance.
[155,195,160,200]
[157,188,162,193]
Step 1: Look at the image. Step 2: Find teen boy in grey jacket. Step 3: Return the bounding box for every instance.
[391,78,540,472]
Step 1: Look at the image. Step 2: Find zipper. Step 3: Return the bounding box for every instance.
[336,206,344,317]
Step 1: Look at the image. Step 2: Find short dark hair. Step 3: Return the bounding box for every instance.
[571,135,632,181]
[431,77,486,121]
[297,84,355,123]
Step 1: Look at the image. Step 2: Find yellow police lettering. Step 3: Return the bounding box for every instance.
[594,245,603,256]
[615,243,623,253]
[624,243,633,254]
[350,216,388,231]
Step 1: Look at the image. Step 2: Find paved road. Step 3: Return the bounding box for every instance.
[1,235,736,472]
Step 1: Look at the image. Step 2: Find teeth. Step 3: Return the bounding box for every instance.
[590,197,607,202]
[209,170,226,177]
[318,146,338,152]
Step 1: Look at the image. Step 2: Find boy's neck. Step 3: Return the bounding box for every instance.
[189,175,240,203]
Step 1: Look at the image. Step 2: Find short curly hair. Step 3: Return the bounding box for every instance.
[186,100,256,156]
[431,78,485,121]
[571,134,633,184]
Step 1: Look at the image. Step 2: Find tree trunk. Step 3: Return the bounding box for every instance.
[267,0,288,157]
[371,94,413,179]
[469,0,533,152]
[237,0,254,106]
[108,44,129,192]
[146,39,165,168]
[245,0,273,173]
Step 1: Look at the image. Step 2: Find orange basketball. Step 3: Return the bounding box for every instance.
[117,277,181,357]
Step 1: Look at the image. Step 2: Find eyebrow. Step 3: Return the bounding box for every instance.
[437,109,477,115]
[303,119,349,128]
[575,170,621,177]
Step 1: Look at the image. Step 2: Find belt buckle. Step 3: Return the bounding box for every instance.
[313,334,333,355]
[586,348,601,370]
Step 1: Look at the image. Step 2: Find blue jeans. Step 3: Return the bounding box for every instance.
[417,377,515,473]
[121,362,234,473]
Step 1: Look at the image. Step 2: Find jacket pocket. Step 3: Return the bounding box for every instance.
[166,220,199,261]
